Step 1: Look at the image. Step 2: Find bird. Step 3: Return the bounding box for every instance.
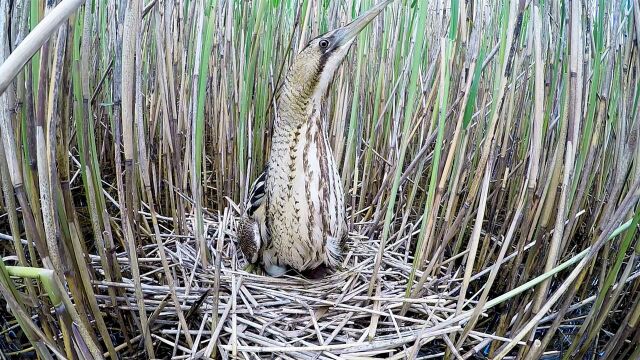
[237,0,392,278]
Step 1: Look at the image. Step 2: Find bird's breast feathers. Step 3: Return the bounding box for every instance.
[266,121,345,270]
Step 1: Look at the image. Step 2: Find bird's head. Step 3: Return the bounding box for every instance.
[280,1,391,112]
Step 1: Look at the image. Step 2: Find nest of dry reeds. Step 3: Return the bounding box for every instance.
[89,213,492,360]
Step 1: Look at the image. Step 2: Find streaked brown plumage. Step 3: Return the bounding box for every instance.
[237,217,260,263]
[238,1,391,277]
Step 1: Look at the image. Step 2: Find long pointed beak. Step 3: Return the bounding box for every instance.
[333,0,392,48]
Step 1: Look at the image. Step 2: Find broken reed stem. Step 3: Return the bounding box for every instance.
[0,0,84,94]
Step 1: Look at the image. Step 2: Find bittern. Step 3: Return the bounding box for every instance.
[237,0,391,277]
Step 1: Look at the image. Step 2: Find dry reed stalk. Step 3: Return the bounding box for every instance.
[121,0,155,356]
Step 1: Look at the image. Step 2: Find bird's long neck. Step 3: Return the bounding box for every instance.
[273,76,322,137]
[268,75,333,183]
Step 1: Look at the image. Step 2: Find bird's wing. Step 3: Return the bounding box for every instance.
[245,167,267,216]
[243,167,270,253]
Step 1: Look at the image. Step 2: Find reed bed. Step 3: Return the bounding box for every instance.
[0,0,639,359]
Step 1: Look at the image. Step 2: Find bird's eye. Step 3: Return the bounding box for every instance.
[319,39,330,49]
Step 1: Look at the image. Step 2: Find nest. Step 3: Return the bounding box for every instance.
[90,212,503,359]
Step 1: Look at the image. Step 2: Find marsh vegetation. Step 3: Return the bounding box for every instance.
[0,0,639,359]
